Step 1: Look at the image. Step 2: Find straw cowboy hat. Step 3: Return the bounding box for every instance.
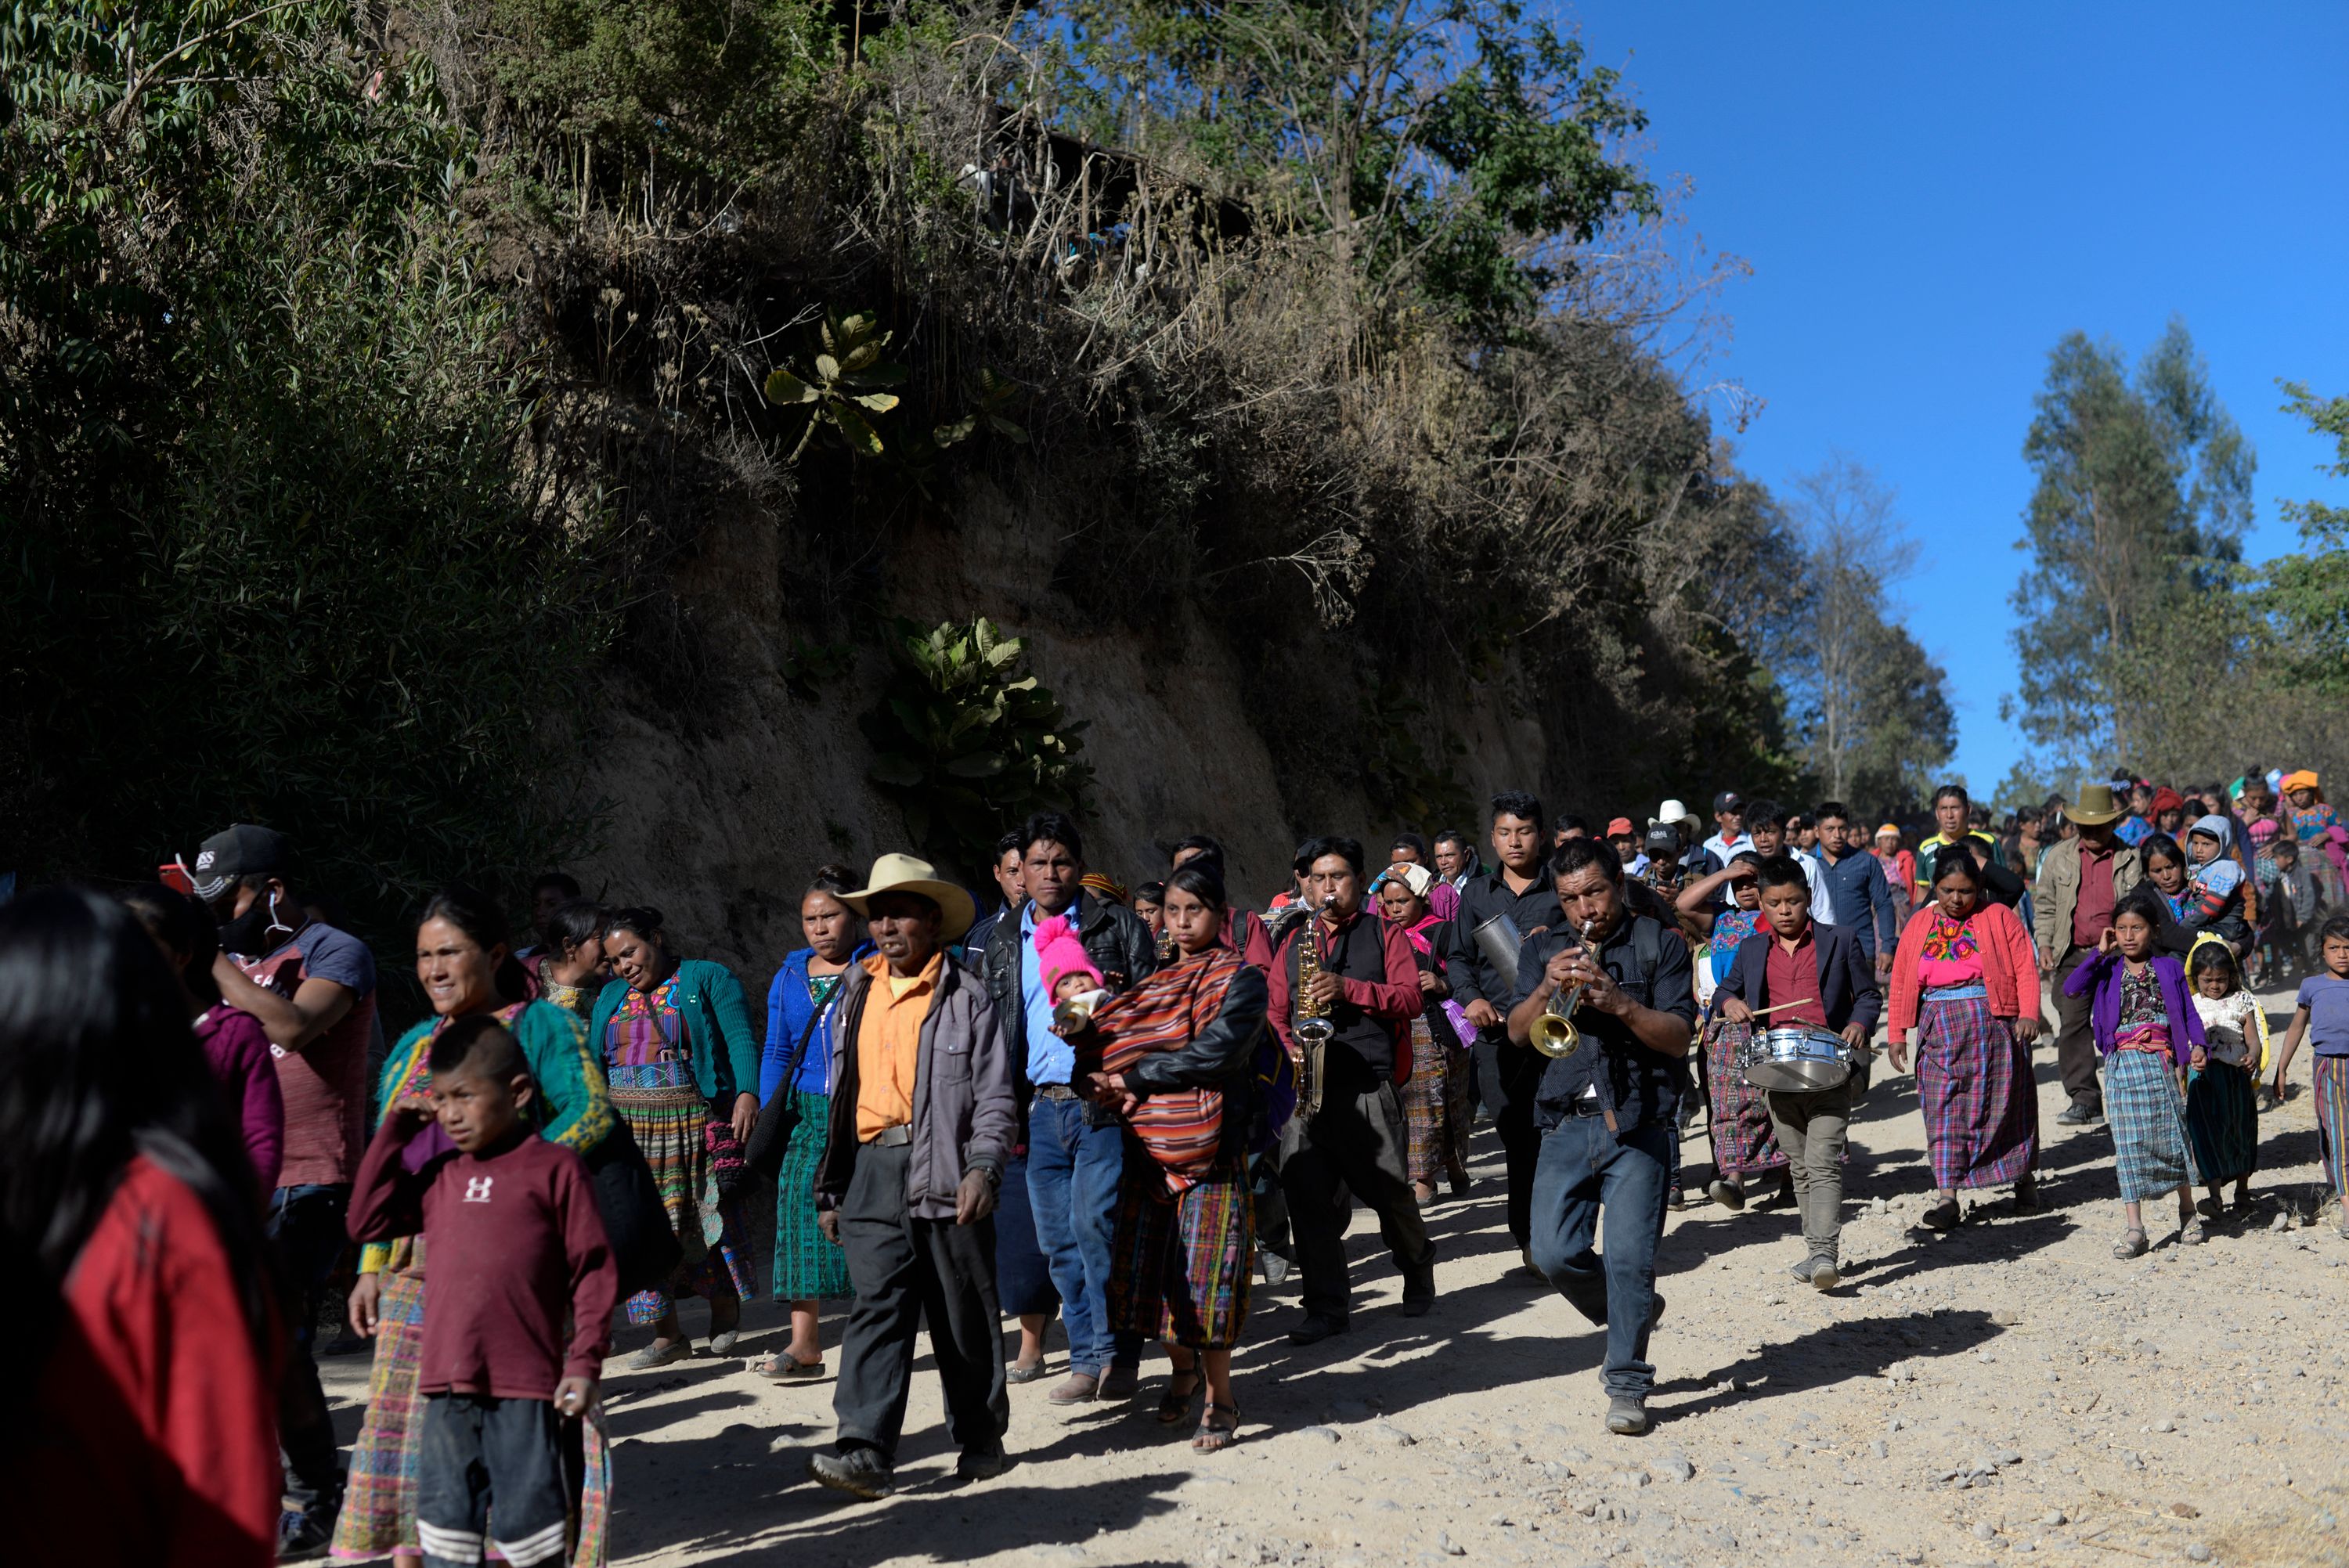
[2064,783,2129,827]
[841,852,976,940]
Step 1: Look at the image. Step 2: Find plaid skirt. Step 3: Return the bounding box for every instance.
[331,1242,612,1566]
[770,1089,852,1300]
[1915,992,2038,1190]
[2105,1049,2198,1202]
[614,1083,756,1325]
[2316,1055,2349,1199]
[1402,1015,1476,1184]
[1703,1015,1787,1179]
[1107,1144,1252,1350]
[2185,1061,2259,1184]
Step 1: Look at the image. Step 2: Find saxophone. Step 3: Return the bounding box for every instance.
[1156,924,1176,963]
[1291,894,1337,1119]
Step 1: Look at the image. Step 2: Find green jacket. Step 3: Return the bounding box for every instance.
[587,957,763,1104]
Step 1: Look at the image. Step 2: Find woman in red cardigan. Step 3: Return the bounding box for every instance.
[1886,849,2044,1230]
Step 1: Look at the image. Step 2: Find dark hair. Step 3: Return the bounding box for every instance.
[428,1014,526,1079]
[1294,835,1365,878]
[2142,833,2185,870]
[1490,791,1546,828]
[992,831,1023,860]
[1754,854,1810,895]
[2113,887,2167,930]
[1929,849,1983,888]
[0,889,273,1397]
[1135,880,1167,907]
[604,905,667,944]
[2319,912,2349,946]
[1552,836,1622,884]
[1933,784,1969,808]
[808,864,857,897]
[2273,836,2300,860]
[1019,811,1084,863]
[1744,798,1787,832]
[2186,942,2241,988]
[418,884,532,1003]
[117,884,223,1007]
[1814,801,1850,824]
[1555,814,1589,837]
[1171,833,1225,866]
[531,871,582,901]
[1164,863,1229,911]
[1391,831,1431,863]
[1433,829,1473,855]
[537,897,608,961]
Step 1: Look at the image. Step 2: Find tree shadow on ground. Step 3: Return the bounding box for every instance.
[1648,1306,2012,1426]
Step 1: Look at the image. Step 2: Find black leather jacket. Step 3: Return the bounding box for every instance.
[980,892,1159,1120]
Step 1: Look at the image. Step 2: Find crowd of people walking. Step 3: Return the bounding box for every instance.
[7,762,2349,1565]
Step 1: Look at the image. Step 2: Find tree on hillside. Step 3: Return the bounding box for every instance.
[2264,382,2349,692]
[2004,320,2254,774]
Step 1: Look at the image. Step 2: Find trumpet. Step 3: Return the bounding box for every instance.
[1530,917,1599,1059]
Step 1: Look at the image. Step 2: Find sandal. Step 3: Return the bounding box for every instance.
[1922,1197,1962,1231]
[757,1350,824,1381]
[2113,1226,2149,1259]
[1192,1400,1240,1453]
[2179,1217,2206,1246]
[1156,1370,1203,1425]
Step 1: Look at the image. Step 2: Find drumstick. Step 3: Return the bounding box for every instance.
[1748,997,1822,1018]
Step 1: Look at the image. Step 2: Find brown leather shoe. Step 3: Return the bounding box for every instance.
[1046,1371,1102,1405]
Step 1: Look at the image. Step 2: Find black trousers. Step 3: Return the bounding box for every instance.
[269,1182,349,1512]
[832,1141,1009,1464]
[1279,1080,1435,1321]
[2053,947,2101,1108]
[1474,1033,1548,1247]
[417,1393,568,1568]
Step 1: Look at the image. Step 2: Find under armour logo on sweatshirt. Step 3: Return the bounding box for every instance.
[464,1176,495,1203]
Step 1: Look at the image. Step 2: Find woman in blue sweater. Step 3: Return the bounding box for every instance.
[590,907,763,1366]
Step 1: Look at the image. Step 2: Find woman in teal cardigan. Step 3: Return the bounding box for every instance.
[591,906,765,1366]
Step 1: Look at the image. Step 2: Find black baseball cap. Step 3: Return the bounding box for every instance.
[185,824,290,904]
[1644,825,1679,856]
[1712,791,1744,814]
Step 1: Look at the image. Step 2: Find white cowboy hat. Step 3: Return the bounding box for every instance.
[1651,798,1700,830]
[840,852,976,940]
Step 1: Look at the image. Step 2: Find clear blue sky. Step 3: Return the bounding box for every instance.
[1560,2,2349,798]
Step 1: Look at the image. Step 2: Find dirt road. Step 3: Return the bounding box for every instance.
[320,990,2349,1567]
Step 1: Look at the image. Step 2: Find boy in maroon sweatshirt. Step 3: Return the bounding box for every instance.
[349,1015,617,1568]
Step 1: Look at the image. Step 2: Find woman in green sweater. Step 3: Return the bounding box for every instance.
[589,906,764,1367]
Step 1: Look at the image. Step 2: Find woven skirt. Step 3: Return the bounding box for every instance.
[770,1089,852,1300]
[1915,992,2038,1190]
[614,1082,755,1325]
[2105,1049,2197,1202]
[1107,1145,1252,1350]
[1703,1015,1787,1180]
[2185,1062,2259,1185]
[2316,1055,2349,1199]
[331,1245,612,1566]
[1402,1015,1477,1184]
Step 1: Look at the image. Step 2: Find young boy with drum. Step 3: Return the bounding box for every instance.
[1712,855,1882,1291]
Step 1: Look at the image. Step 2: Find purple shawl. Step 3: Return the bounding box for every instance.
[2060,949,2204,1068]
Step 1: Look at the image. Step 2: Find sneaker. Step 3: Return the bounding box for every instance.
[1286,1314,1349,1346]
[810,1447,894,1499]
[1707,1178,1747,1213]
[1605,1395,1650,1435]
[2056,1100,2104,1127]
[278,1508,334,1562]
[955,1441,1008,1481]
[1260,1247,1294,1285]
[1788,1256,1818,1285]
[1808,1257,1841,1291]
[1099,1364,1140,1401]
[626,1338,691,1372]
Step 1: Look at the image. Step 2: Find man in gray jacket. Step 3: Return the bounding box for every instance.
[812,855,1016,1498]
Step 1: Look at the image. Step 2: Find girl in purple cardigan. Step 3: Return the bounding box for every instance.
[2063,889,2205,1257]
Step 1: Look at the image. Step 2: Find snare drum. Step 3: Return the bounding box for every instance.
[1739,1025,1853,1092]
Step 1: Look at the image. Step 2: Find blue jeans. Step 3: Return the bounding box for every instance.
[1529,1116,1671,1399]
[1027,1094,1141,1375]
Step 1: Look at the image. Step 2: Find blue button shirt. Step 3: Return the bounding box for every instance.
[1020,899,1078,1086]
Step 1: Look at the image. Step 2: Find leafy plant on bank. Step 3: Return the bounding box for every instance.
[861,618,1094,871]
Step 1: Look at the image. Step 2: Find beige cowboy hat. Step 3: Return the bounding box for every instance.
[1651,798,1701,831]
[2064,783,2128,827]
[840,852,976,940]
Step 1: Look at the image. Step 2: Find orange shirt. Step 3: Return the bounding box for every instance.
[855,950,940,1140]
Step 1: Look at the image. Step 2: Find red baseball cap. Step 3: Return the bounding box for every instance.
[1604,817,1636,838]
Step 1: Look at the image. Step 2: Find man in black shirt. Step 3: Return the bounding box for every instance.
[1442,791,1564,1274]
[1506,838,1697,1436]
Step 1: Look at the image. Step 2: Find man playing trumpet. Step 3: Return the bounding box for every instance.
[1506,838,1695,1436]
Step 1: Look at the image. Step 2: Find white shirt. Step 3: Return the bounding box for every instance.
[1792,846,1837,925]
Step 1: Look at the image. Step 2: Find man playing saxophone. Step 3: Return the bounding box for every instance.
[1268,836,1439,1346]
[1504,837,1696,1437]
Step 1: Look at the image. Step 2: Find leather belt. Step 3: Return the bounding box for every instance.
[1035,1083,1080,1101]
[1564,1098,1610,1118]
[863,1124,911,1147]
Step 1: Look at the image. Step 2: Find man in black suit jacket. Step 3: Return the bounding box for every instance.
[1713,854,1881,1292]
